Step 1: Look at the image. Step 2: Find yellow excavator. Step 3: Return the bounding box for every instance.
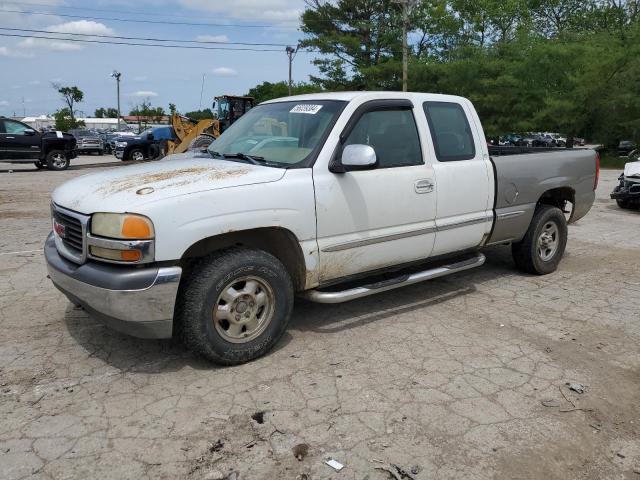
[166,95,254,155]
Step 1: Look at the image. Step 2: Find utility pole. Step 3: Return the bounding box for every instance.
[111,70,122,128]
[199,73,206,110]
[21,96,25,117]
[286,46,298,96]
[393,0,416,92]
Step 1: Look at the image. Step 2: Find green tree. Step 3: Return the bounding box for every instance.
[246,81,323,104]
[94,107,118,118]
[300,0,404,89]
[53,108,85,131]
[129,100,166,130]
[184,108,214,120]
[53,84,83,123]
[168,103,177,115]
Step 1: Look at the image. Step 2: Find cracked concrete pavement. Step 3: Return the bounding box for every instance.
[1,157,639,479]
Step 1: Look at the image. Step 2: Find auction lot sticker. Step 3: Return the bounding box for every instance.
[290,104,323,114]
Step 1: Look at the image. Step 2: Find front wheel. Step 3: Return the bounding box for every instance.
[176,248,294,365]
[616,199,633,209]
[512,205,568,275]
[129,149,144,162]
[34,160,46,169]
[46,150,70,171]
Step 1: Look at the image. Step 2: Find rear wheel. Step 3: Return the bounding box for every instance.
[512,205,568,275]
[176,248,294,365]
[46,150,70,171]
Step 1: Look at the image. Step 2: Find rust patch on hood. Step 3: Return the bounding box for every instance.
[96,166,249,195]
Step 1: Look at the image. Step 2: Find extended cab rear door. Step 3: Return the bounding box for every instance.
[422,99,494,255]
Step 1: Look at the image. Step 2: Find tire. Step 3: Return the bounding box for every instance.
[46,150,70,171]
[512,205,568,275]
[189,134,216,151]
[129,148,144,162]
[34,161,46,169]
[616,199,632,209]
[97,149,104,156]
[176,248,294,365]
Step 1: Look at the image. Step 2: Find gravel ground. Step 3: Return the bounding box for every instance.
[0,156,639,480]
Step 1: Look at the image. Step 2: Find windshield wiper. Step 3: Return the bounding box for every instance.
[225,152,266,165]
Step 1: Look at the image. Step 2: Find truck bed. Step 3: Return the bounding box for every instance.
[486,148,597,245]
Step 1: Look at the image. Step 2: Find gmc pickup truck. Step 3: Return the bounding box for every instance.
[45,92,598,364]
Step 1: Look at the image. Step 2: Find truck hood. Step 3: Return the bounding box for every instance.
[52,151,286,214]
[623,160,640,181]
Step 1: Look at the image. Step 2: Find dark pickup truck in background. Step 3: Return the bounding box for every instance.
[0,117,77,170]
[113,126,176,161]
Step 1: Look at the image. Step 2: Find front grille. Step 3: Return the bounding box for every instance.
[53,208,84,254]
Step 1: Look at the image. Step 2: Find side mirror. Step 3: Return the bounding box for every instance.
[147,133,154,140]
[339,144,378,171]
[24,129,36,136]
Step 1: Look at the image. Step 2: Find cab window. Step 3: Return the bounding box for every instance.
[3,120,32,135]
[423,102,476,162]
[343,108,423,168]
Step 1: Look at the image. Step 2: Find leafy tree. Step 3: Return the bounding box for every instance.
[94,107,118,118]
[53,84,83,123]
[246,81,323,104]
[129,100,166,130]
[184,108,214,120]
[300,0,404,89]
[169,103,177,115]
[53,108,85,131]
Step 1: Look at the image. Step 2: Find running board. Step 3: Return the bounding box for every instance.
[301,253,486,304]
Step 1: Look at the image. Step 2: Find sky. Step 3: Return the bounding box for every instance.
[0,0,318,117]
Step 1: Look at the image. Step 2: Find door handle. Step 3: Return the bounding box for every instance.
[415,179,434,194]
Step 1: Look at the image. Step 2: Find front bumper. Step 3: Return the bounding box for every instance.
[611,179,640,203]
[45,233,181,339]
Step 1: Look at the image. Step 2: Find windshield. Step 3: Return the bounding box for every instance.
[207,100,346,168]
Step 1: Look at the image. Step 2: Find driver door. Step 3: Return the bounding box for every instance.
[313,100,437,284]
[0,120,41,159]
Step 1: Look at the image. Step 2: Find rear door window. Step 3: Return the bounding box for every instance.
[423,102,475,162]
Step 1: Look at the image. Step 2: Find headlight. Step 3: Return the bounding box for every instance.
[89,213,154,263]
[115,141,128,148]
[91,213,154,239]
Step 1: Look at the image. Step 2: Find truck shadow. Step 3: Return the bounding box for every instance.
[290,245,515,334]
[63,307,294,373]
[62,246,515,373]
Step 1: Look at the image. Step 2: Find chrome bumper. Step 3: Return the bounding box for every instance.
[45,233,181,339]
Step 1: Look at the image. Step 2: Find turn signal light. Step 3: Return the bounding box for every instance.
[122,216,152,239]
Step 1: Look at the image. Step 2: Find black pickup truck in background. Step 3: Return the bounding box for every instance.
[0,117,77,170]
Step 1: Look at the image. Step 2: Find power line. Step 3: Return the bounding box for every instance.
[0,33,293,52]
[1,0,276,24]
[0,9,282,29]
[0,27,292,47]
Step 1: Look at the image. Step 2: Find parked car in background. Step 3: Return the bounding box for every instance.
[502,133,528,146]
[69,129,104,155]
[611,160,640,209]
[618,140,637,156]
[532,134,556,148]
[0,116,77,170]
[113,126,176,161]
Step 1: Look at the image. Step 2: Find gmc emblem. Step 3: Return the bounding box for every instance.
[54,220,66,238]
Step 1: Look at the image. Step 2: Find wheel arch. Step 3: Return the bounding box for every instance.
[537,186,575,221]
[179,227,307,291]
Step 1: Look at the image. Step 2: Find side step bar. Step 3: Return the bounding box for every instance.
[301,253,486,304]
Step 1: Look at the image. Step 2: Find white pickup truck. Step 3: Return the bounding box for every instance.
[45,92,599,364]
